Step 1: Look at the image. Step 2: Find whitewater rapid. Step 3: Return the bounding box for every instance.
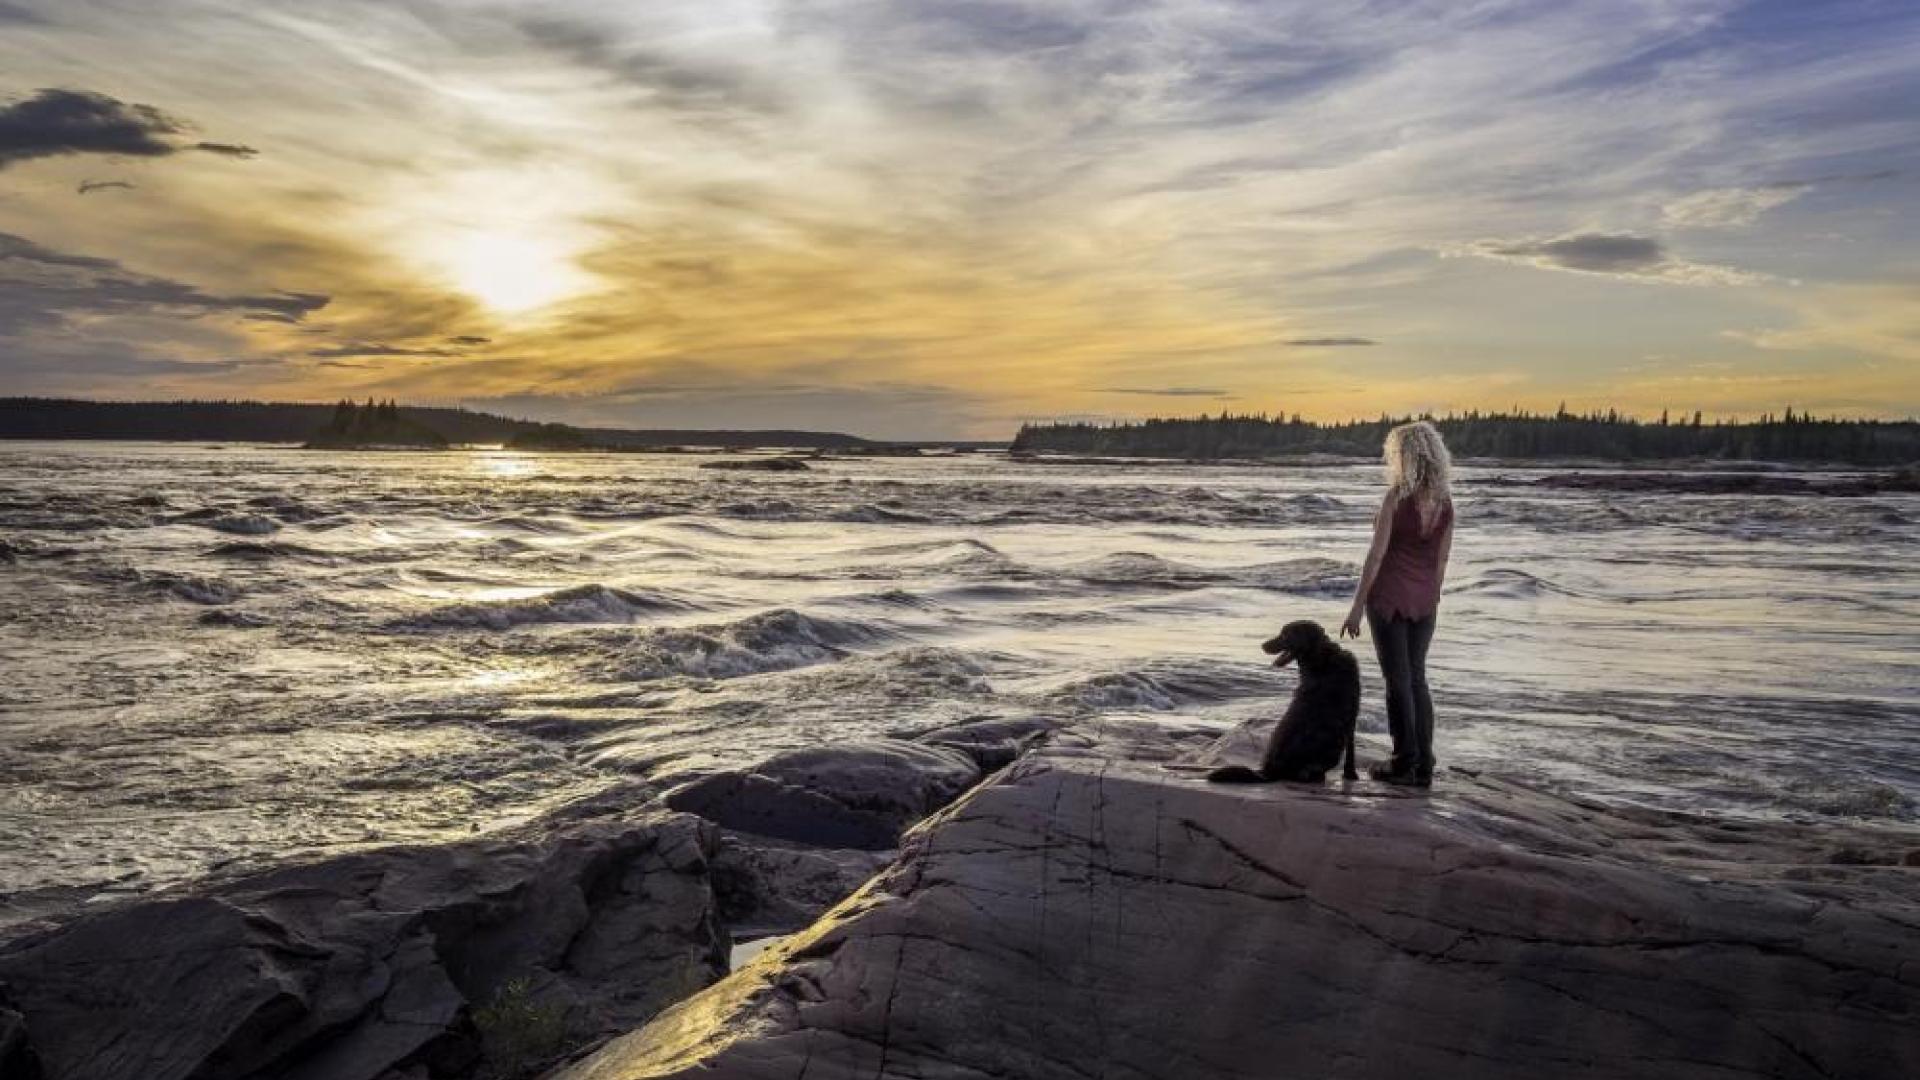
[1,442,1915,914]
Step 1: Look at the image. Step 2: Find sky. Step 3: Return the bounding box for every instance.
[0,0,1916,438]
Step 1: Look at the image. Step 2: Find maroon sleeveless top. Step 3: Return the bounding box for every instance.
[1368,495,1453,621]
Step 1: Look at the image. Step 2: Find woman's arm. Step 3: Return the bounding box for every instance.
[1341,491,1398,639]
[1436,513,1453,591]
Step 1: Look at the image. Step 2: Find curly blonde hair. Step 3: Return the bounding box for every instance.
[1384,420,1452,527]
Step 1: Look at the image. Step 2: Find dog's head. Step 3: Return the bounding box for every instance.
[1261,620,1333,668]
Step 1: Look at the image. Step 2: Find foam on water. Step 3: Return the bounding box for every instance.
[0,441,1915,915]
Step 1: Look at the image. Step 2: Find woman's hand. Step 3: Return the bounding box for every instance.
[1340,608,1363,640]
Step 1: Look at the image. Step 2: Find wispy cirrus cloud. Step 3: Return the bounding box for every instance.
[1661,185,1811,229]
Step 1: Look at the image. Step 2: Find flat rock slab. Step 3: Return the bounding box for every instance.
[556,754,1920,1080]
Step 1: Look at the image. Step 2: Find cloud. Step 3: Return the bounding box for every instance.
[1097,386,1232,397]
[517,16,788,120]
[0,88,181,168]
[0,230,118,270]
[1722,282,1920,365]
[76,179,135,195]
[1661,185,1810,229]
[446,335,491,346]
[0,229,328,333]
[306,342,453,358]
[0,88,257,170]
[1662,170,1903,229]
[0,338,283,380]
[1285,336,1376,347]
[1462,233,1767,286]
[193,140,258,158]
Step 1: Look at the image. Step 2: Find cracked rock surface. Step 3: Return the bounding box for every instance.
[553,752,1920,1080]
[0,811,727,1080]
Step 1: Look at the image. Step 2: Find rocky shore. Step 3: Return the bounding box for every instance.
[4,718,1916,1080]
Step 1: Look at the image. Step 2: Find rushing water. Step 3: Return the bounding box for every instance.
[1,441,1915,912]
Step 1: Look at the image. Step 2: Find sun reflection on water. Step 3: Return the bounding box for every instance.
[475,452,536,480]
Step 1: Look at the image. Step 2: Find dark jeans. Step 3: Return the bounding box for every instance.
[1368,610,1437,774]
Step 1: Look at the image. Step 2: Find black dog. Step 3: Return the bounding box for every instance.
[1208,620,1360,784]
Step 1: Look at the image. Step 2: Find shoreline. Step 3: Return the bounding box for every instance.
[4,437,1916,474]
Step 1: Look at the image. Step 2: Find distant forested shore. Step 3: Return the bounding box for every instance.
[0,397,873,450]
[1013,410,1920,466]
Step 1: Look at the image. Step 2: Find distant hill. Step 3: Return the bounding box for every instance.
[0,397,876,450]
[1012,410,1920,466]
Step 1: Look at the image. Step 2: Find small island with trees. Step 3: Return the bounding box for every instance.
[303,399,450,449]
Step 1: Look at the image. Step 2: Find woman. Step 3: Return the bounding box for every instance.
[1339,420,1454,787]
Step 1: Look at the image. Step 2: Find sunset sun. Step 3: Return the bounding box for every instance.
[438,229,594,316]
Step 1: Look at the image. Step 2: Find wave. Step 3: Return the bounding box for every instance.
[390,584,699,632]
[779,645,994,699]
[649,518,770,541]
[1775,777,1915,821]
[1066,552,1222,588]
[592,608,893,682]
[141,570,241,605]
[73,562,241,605]
[206,540,338,564]
[0,535,43,562]
[1043,659,1285,712]
[932,583,1053,603]
[1453,568,1578,600]
[201,513,281,536]
[1232,557,1358,594]
[832,503,936,524]
[197,609,270,628]
[848,588,946,609]
[241,495,329,523]
[1062,553,1356,594]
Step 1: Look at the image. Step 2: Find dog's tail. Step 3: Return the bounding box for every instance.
[1206,765,1271,784]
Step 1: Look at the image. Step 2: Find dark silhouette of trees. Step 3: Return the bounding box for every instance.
[303,398,448,448]
[0,397,877,450]
[1011,408,1919,465]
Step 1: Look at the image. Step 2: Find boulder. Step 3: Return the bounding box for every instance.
[555,753,1920,1080]
[0,812,727,1080]
[664,740,981,851]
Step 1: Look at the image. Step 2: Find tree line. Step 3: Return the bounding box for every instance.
[1011,408,1920,465]
[0,397,876,449]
